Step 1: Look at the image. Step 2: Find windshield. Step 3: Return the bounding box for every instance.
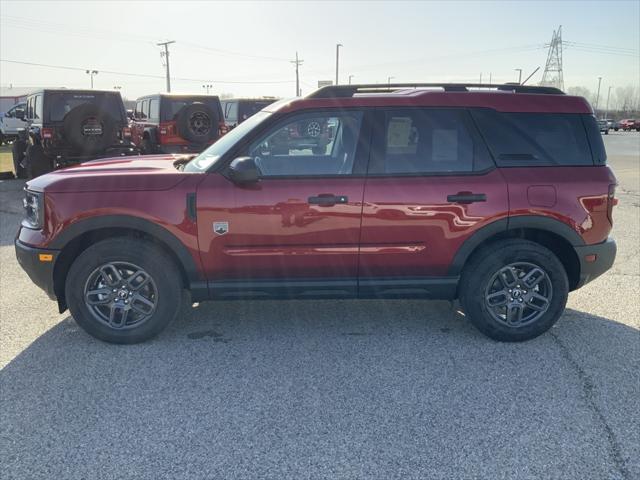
[184,111,271,172]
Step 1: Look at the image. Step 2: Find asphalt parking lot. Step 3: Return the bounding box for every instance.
[1,133,638,479]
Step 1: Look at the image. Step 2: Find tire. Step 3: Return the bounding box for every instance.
[302,120,323,138]
[63,103,118,155]
[176,102,219,144]
[459,239,569,342]
[141,135,156,154]
[12,140,27,179]
[65,238,183,344]
[24,144,53,179]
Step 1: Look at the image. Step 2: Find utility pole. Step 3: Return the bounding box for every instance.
[515,68,522,84]
[479,73,482,84]
[85,69,98,88]
[489,72,492,84]
[604,85,613,120]
[594,76,603,116]
[387,76,394,86]
[290,52,303,96]
[157,40,176,93]
[202,84,213,94]
[335,43,343,85]
[348,74,354,85]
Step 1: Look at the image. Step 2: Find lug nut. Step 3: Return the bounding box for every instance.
[518,298,523,302]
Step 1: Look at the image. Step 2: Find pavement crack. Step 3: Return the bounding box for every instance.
[550,332,632,480]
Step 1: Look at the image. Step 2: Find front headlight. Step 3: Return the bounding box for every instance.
[22,189,44,229]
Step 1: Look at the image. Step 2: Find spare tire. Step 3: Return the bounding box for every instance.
[176,102,219,144]
[63,103,118,155]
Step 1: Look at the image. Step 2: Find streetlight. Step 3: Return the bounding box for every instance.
[515,68,523,84]
[113,86,122,90]
[335,43,343,85]
[387,76,395,86]
[604,85,613,121]
[348,74,354,85]
[202,84,213,94]
[86,69,98,88]
[594,76,603,116]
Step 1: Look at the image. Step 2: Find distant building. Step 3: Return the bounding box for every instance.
[0,87,33,112]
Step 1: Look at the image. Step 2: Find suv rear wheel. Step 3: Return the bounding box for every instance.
[459,239,569,342]
[11,140,27,179]
[65,238,183,344]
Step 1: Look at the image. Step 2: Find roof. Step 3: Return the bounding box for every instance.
[268,83,593,115]
[0,87,34,98]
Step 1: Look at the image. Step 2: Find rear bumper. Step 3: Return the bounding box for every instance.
[15,239,59,300]
[574,237,617,288]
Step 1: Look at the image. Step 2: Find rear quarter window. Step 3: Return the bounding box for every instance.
[471,110,596,166]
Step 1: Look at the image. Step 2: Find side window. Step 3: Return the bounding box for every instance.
[26,97,34,119]
[141,100,149,120]
[247,111,363,177]
[135,101,143,120]
[148,98,159,121]
[471,110,594,166]
[34,94,43,120]
[225,101,238,123]
[371,109,491,175]
[6,105,15,118]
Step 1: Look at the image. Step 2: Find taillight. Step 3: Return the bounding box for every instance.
[607,184,617,224]
[41,128,53,139]
[122,127,131,138]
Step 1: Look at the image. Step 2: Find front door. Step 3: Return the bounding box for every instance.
[358,107,509,296]
[196,109,371,298]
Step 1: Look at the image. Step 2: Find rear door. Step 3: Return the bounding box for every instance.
[358,107,509,296]
[196,109,372,297]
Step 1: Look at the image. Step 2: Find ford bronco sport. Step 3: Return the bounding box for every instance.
[15,83,617,344]
[131,94,225,154]
[12,89,136,179]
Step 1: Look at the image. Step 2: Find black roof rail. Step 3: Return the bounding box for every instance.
[307,83,565,98]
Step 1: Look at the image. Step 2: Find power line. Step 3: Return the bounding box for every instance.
[0,59,295,84]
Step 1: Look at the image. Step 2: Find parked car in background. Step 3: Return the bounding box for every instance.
[618,119,639,131]
[0,102,27,144]
[130,94,225,154]
[598,119,610,134]
[603,119,615,129]
[15,83,617,344]
[221,97,277,128]
[12,89,136,179]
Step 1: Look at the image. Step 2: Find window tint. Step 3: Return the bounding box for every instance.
[247,111,363,176]
[135,101,143,120]
[47,93,124,122]
[160,97,221,122]
[472,110,594,166]
[371,109,491,174]
[223,101,238,123]
[149,98,159,121]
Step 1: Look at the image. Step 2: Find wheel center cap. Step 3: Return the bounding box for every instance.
[513,290,522,298]
[118,289,129,299]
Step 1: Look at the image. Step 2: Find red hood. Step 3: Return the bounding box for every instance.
[27,154,197,193]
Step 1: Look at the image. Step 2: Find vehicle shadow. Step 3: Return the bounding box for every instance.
[1,300,638,479]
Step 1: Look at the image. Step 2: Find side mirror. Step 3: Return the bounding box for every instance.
[228,156,260,184]
[15,109,25,120]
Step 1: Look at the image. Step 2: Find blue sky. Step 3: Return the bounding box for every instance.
[1,0,638,99]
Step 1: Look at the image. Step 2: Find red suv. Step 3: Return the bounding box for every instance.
[15,83,617,344]
[130,94,225,154]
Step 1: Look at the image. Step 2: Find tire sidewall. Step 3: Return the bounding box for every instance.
[461,241,569,342]
[25,144,52,179]
[176,102,218,144]
[12,141,27,178]
[65,239,182,344]
[63,104,118,154]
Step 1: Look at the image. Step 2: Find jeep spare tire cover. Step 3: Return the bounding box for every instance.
[63,103,118,155]
[176,102,219,144]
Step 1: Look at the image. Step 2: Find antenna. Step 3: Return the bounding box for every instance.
[540,26,564,91]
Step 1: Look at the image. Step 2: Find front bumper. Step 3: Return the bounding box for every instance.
[574,237,617,288]
[15,239,59,300]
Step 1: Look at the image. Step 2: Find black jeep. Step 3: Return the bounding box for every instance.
[12,89,136,179]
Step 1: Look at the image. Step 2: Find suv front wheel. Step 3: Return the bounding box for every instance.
[460,239,569,342]
[65,238,183,344]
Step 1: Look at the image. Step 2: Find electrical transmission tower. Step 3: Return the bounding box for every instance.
[540,26,564,90]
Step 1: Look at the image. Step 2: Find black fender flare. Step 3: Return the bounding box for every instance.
[142,127,158,144]
[448,215,584,276]
[50,215,203,285]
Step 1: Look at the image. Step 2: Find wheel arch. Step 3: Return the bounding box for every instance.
[51,215,204,311]
[450,216,583,291]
